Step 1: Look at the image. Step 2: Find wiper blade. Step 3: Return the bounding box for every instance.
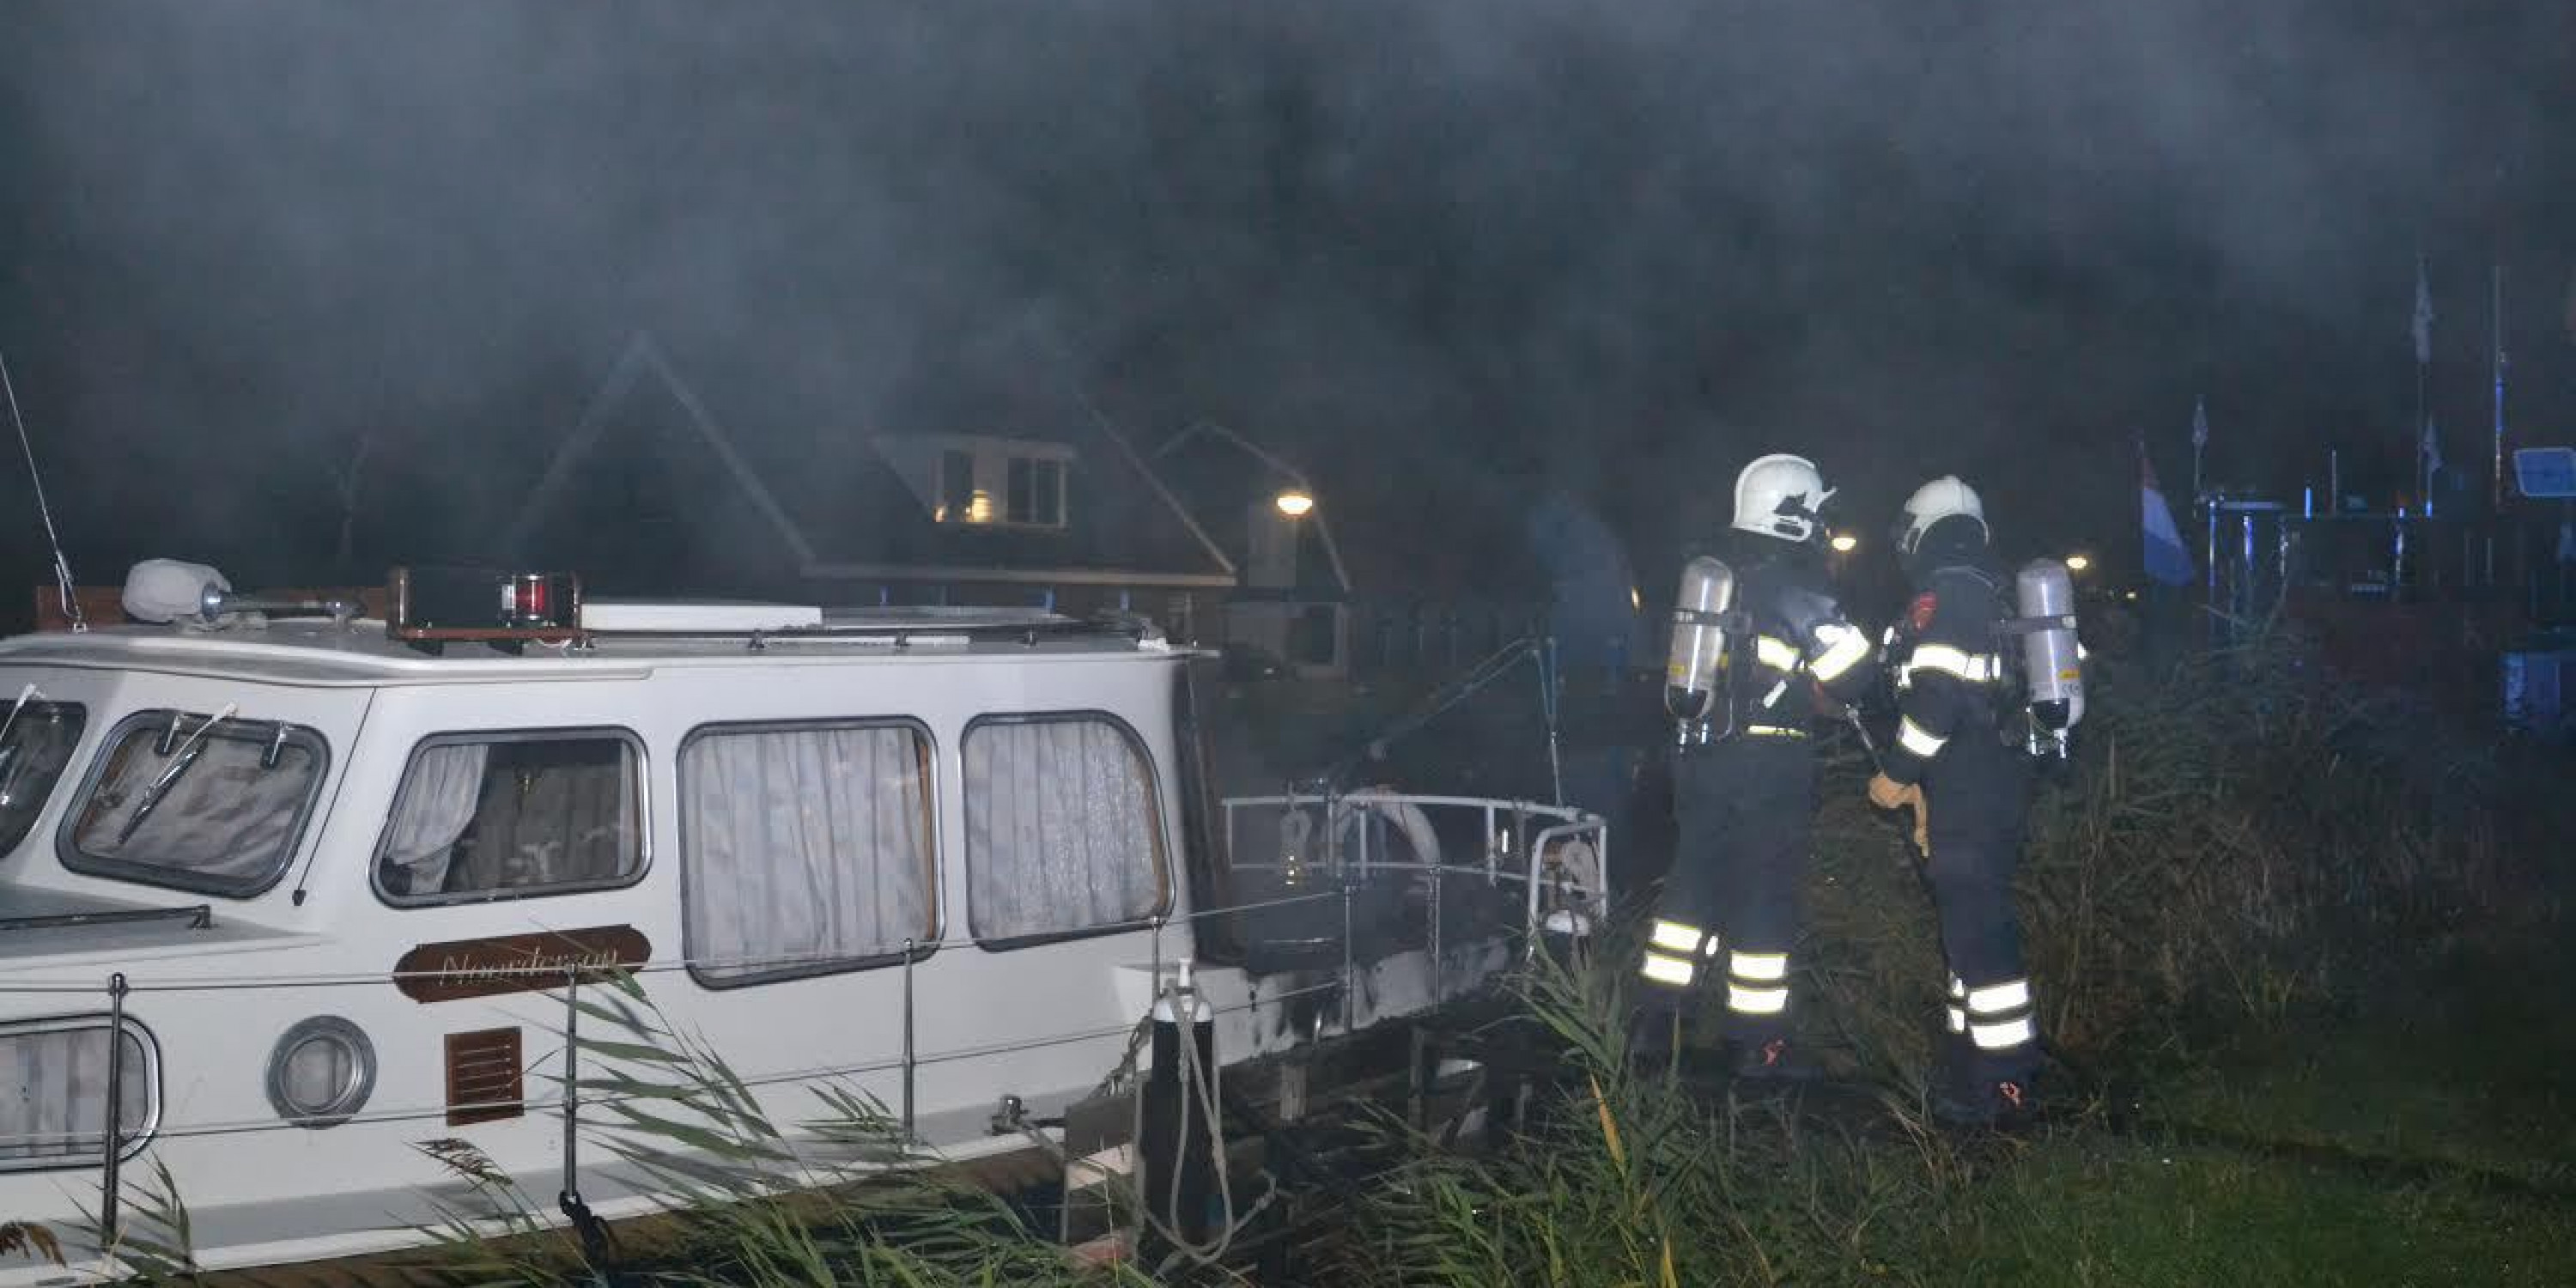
[118,702,237,845]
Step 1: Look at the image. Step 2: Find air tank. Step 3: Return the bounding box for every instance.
[2015,558,2083,747]
[1664,556,1736,720]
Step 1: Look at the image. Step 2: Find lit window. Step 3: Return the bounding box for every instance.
[681,720,936,987]
[964,715,1167,945]
[929,441,1069,528]
[374,732,642,904]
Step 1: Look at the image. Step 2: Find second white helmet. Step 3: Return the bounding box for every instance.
[1895,475,1986,556]
[1730,453,1837,544]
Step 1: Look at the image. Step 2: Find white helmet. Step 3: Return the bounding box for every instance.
[1896,475,1987,556]
[1730,453,1836,544]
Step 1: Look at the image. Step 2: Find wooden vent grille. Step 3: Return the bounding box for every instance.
[444,1027,525,1127]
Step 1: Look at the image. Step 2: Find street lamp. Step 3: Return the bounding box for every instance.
[2065,553,2093,573]
[1153,420,1352,594]
[1828,532,1859,554]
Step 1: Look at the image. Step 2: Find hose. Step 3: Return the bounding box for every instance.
[1129,977,1263,1272]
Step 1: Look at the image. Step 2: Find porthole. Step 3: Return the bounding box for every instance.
[264,1016,376,1129]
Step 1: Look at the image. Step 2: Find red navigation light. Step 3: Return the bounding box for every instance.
[513,574,551,622]
[389,566,584,652]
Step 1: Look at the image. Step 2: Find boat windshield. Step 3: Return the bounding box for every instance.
[64,708,327,897]
[0,688,88,858]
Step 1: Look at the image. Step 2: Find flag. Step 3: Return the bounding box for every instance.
[2141,442,2194,586]
[2190,397,2209,448]
[2413,257,2433,366]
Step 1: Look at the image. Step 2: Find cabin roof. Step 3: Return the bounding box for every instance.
[0,611,1177,689]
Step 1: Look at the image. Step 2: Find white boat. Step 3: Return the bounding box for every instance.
[0,562,1607,1284]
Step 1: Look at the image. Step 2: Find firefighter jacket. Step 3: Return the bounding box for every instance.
[1706,536,1876,739]
[1882,555,2012,785]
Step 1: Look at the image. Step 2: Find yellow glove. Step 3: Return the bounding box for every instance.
[1867,774,1929,855]
[1867,773,1912,811]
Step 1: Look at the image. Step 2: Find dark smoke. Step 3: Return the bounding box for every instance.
[1,0,2570,605]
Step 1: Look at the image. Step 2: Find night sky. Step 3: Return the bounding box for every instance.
[3,0,2573,617]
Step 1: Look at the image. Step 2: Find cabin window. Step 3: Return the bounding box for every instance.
[963,714,1168,946]
[0,1016,156,1172]
[373,731,643,905]
[680,720,936,987]
[0,699,87,858]
[60,711,328,898]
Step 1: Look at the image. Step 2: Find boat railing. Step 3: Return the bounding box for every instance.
[8,792,1604,1246]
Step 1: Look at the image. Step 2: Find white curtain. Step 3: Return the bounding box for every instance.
[71,722,316,886]
[684,726,933,983]
[1,1025,149,1162]
[453,744,637,892]
[376,744,490,896]
[965,720,1163,942]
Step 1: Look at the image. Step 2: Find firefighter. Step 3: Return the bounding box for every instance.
[1637,453,1877,1079]
[1869,475,2042,1126]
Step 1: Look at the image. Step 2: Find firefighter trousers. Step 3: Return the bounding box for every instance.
[1921,727,2039,1083]
[1640,734,1816,1048]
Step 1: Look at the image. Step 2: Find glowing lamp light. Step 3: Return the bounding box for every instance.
[1828,532,1859,553]
[2064,553,2093,573]
[1274,490,1315,518]
[967,490,995,524]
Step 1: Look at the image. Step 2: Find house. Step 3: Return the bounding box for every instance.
[498,335,1237,640]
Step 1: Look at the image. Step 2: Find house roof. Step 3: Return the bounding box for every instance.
[503,334,1236,592]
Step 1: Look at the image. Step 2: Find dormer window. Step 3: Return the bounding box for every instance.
[871,434,1076,531]
[918,437,1071,530]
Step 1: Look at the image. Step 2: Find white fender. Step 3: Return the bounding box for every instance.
[1333,787,1443,868]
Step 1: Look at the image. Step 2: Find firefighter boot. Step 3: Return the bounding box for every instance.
[1930,1039,2038,1130]
[1727,1033,1821,1085]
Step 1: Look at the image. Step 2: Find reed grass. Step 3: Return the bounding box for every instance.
[1324,617,2576,1286]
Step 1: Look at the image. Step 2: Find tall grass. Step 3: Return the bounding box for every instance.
[1804,620,2566,1095]
[1327,619,2574,1287]
[408,969,1163,1288]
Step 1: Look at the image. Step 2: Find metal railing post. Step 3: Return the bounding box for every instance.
[560,966,582,1213]
[100,972,128,1248]
[1340,875,1356,1033]
[1428,861,1444,1006]
[901,939,917,1141]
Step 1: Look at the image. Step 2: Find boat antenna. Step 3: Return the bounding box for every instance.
[0,349,85,632]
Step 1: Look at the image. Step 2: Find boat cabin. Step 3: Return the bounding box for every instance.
[0,563,1607,1283]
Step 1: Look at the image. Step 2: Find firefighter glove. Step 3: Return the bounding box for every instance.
[1868,773,1929,854]
[1867,773,1915,811]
